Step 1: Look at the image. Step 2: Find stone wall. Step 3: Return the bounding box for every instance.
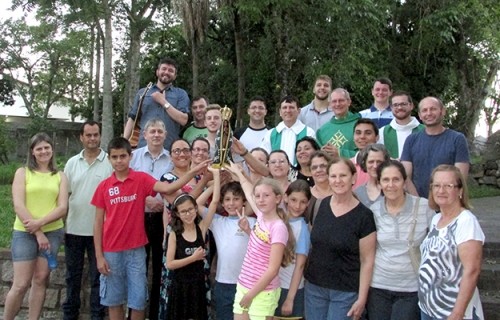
[470,160,500,188]
[0,249,94,319]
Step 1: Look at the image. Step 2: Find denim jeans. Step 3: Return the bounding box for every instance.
[144,211,164,320]
[304,281,358,320]
[62,234,105,320]
[366,287,419,320]
[214,282,237,320]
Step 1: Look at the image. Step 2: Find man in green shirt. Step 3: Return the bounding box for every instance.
[316,88,361,158]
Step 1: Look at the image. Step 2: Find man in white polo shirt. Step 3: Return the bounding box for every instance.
[63,121,113,320]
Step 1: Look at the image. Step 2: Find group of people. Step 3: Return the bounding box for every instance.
[3,56,485,320]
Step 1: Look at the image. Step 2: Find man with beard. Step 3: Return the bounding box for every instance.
[378,91,424,159]
[401,96,470,198]
[298,75,333,131]
[124,57,189,150]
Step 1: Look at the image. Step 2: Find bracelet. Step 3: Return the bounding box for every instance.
[164,102,171,110]
[241,149,249,157]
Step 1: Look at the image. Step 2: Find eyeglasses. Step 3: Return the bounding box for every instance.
[430,183,460,191]
[311,163,328,171]
[392,102,410,108]
[192,147,208,153]
[269,159,287,166]
[178,207,197,216]
[172,148,191,155]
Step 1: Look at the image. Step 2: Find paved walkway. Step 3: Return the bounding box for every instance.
[472,196,500,244]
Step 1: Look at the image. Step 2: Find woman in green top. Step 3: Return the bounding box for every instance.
[4,132,68,320]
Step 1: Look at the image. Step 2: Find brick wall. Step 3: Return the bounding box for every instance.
[0,249,94,319]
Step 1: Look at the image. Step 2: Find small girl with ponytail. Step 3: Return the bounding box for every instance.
[227,162,295,320]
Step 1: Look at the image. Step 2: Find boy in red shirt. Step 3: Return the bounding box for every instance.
[92,137,209,320]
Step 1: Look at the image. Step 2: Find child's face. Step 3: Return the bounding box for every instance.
[176,200,198,225]
[285,191,309,218]
[108,148,131,173]
[222,191,244,216]
[254,184,281,215]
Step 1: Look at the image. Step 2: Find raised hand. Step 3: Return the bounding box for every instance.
[237,209,250,234]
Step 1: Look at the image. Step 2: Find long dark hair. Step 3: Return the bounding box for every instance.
[170,193,200,235]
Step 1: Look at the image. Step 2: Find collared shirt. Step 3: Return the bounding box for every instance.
[359,105,394,128]
[64,149,113,236]
[298,101,334,132]
[128,83,190,150]
[262,120,316,164]
[130,146,172,212]
[91,169,157,252]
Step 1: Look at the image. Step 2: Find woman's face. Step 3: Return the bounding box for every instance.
[191,140,209,165]
[431,171,462,208]
[328,162,356,196]
[171,140,192,168]
[379,166,405,201]
[268,152,289,179]
[32,141,53,164]
[249,150,268,174]
[310,156,329,184]
[296,141,315,167]
[366,150,386,178]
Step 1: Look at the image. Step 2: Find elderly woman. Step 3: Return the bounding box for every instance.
[366,160,434,320]
[354,144,390,207]
[419,165,485,320]
[292,136,320,186]
[4,133,68,320]
[304,158,376,320]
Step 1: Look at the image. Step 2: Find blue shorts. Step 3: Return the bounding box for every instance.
[99,247,148,310]
[11,229,64,262]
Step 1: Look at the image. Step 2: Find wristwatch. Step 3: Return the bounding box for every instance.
[164,102,171,110]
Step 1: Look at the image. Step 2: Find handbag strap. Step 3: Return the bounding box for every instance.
[408,197,420,246]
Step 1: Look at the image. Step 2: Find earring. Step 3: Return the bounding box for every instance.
[459,194,463,199]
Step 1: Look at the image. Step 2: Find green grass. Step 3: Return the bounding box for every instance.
[0,184,14,248]
[469,184,500,198]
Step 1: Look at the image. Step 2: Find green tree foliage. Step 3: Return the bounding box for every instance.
[0,18,90,119]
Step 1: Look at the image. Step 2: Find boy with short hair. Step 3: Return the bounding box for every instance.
[92,137,209,320]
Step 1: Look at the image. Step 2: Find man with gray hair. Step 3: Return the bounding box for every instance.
[130,118,172,320]
[316,88,361,158]
[401,96,470,198]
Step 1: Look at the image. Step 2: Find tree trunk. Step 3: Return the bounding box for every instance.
[233,8,245,128]
[88,25,95,116]
[101,0,114,149]
[191,37,199,97]
[93,26,102,122]
[123,23,142,126]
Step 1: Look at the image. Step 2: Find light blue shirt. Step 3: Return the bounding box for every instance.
[130,146,173,212]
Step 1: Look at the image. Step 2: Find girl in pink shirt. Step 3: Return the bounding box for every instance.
[228,162,294,320]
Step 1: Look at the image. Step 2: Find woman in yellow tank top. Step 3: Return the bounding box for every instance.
[3,132,68,320]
